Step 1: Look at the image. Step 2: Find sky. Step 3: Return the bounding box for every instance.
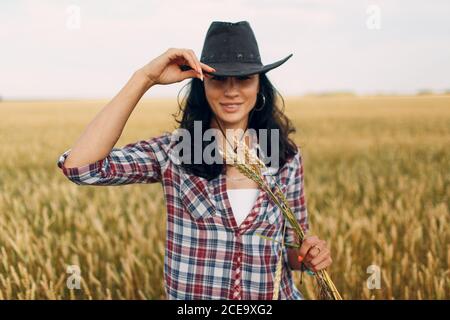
[1,0,449,100]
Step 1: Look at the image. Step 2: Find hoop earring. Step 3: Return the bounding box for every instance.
[254,93,265,111]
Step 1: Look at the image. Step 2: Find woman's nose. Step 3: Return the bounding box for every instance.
[224,78,239,95]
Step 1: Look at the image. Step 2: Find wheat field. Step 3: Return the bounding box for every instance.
[0,95,448,299]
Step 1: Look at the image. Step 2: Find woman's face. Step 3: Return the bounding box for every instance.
[204,74,259,130]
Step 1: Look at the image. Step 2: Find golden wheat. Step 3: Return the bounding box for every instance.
[0,95,448,299]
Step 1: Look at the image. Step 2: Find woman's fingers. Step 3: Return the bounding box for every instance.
[200,61,216,73]
[186,49,217,79]
[309,257,333,272]
[305,240,327,262]
[169,48,216,81]
[298,237,333,273]
[309,247,330,269]
[170,48,201,79]
[302,239,333,272]
[298,236,320,260]
[186,49,202,76]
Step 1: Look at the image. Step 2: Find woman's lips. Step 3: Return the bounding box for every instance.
[220,103,242,112]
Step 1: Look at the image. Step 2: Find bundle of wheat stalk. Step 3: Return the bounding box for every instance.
[218,135,342,300]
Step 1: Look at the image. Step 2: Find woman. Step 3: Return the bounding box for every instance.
[57,21,332,299]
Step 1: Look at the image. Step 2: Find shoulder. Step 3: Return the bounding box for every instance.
[283,146,305,184]
[284,145,304,171]
[149,131,173,146]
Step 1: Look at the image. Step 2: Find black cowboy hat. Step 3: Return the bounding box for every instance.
[181,21,293,77]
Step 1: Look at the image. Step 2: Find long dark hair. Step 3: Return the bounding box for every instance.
[171,73,298,181]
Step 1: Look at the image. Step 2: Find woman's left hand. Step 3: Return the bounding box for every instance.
[297,235,332,273]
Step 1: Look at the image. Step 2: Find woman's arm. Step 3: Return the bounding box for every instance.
[63,48,214,169]
[63,70,154,169]
[287,246,303,270]
[283,149,310,270]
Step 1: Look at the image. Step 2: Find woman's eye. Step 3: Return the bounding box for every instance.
[237,76,250,80]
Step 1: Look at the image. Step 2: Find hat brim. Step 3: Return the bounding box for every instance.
[203,53,293,77]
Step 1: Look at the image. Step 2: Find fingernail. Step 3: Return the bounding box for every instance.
[297,255,304,263]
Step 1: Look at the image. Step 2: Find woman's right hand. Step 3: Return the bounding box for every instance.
[139,48,216,85]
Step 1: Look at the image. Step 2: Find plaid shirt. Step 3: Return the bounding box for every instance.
[57,132,309,300]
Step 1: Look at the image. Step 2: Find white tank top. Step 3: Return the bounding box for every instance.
[226,188,260,226]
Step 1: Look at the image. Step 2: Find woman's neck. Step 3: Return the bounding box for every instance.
[210,117,252,152]
[210,117,248,133]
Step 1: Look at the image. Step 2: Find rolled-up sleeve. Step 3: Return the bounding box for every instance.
[284,147,310,245]
[57,132,171,186]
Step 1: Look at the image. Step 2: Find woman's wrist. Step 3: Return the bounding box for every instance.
[134,68,156,90]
